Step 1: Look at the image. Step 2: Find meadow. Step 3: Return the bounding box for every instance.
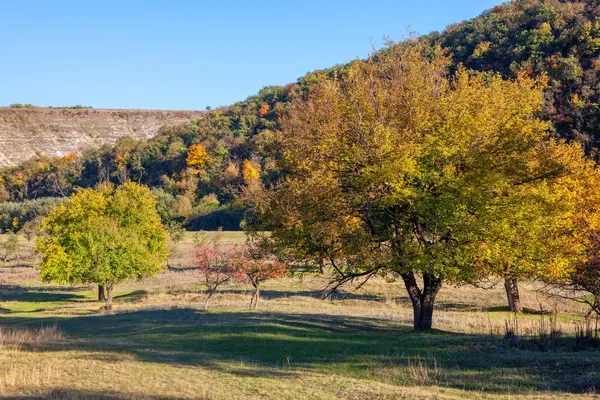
[0,232,599,399]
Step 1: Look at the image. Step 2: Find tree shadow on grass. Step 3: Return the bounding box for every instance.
[114,290,147,302]
[392,296,481,311]
[4,388,193,400]
[487,306,553,315]
[219,288,381,301]
[1,308,599,395]
[0,285,87,303]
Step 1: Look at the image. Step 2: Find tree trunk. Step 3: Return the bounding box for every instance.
[401,271,443,330]
[104,285,114,311]
[98,285,106,302]
[203,290,214,310]
[253,285,260,309]
[249,280,260,309]
[504,276,522,313]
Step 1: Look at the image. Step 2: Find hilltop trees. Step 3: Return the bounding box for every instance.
[249,42,596,330]
[186,144,210,172]
[430,0,600,155]
[36,182,168,310]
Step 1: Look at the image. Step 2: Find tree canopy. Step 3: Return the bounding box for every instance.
[248,42,598,330]
[36,182,168,309]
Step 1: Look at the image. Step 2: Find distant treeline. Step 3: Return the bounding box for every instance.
[8,104,93,109]
[0,197,65,233]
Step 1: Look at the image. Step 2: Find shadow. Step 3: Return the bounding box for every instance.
[0,262,36,269]
[4,388,194,400]
[0,285,86,303]
[436,302,482,311]
[1,307,599,394]
[167,265,198,272]
[218,288,381,301]
[0,284,89,293]
[488,306,553,315]
[391,296,480,312]
[114,290,147,302]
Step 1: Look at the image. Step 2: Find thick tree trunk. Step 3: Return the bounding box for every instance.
[98,285,106,302]
[104,285,114,311]
[401,271,443,330]
[504,276,522,313]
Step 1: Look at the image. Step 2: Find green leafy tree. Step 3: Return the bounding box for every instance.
[1,232,20,264]
[36,182,168,310]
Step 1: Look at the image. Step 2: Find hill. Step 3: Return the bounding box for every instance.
[431,0,600,154]
[2,0,600,232]
[0,107,205,167]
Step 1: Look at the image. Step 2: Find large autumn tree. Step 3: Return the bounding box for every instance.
[249,42,596,330]
[36,182,168,310]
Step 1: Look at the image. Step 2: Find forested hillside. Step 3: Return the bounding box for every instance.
[2,0,599,232]
[431,0,600,153]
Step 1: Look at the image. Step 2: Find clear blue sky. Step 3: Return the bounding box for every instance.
[0,0,502,110]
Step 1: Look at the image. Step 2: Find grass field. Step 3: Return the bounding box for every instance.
[0,232,599,399]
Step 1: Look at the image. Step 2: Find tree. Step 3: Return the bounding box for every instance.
[193,233,243,309]
[166,221,186,267]
[1,232,20,264]
[241,160,261,184]
[545,181,600,317]
[471,151,598,312]
[36,182,168,310]
[186,144,210,172]
[45,153,83,197]
[552,253,600,318]
[233,239,289,309]
[248,42,595,330]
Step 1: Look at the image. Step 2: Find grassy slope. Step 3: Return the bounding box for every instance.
[0,232,598,399]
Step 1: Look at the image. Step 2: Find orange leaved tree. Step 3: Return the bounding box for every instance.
[233,239,289,309]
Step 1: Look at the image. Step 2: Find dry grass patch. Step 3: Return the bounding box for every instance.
[0,324,63,351]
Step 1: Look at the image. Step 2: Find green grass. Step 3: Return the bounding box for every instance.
[0,232,599,399]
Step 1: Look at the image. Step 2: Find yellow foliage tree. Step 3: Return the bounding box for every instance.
[186,144,210,172]
[249,42,597,330]
[242,160,261,184]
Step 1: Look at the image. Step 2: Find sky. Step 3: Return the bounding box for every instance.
[0,0,503,110]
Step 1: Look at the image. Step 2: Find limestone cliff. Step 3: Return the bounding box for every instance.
[0,108,204,166]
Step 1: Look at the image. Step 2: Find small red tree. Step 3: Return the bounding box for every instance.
[194,234,243,309]
[233,240,289,309]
